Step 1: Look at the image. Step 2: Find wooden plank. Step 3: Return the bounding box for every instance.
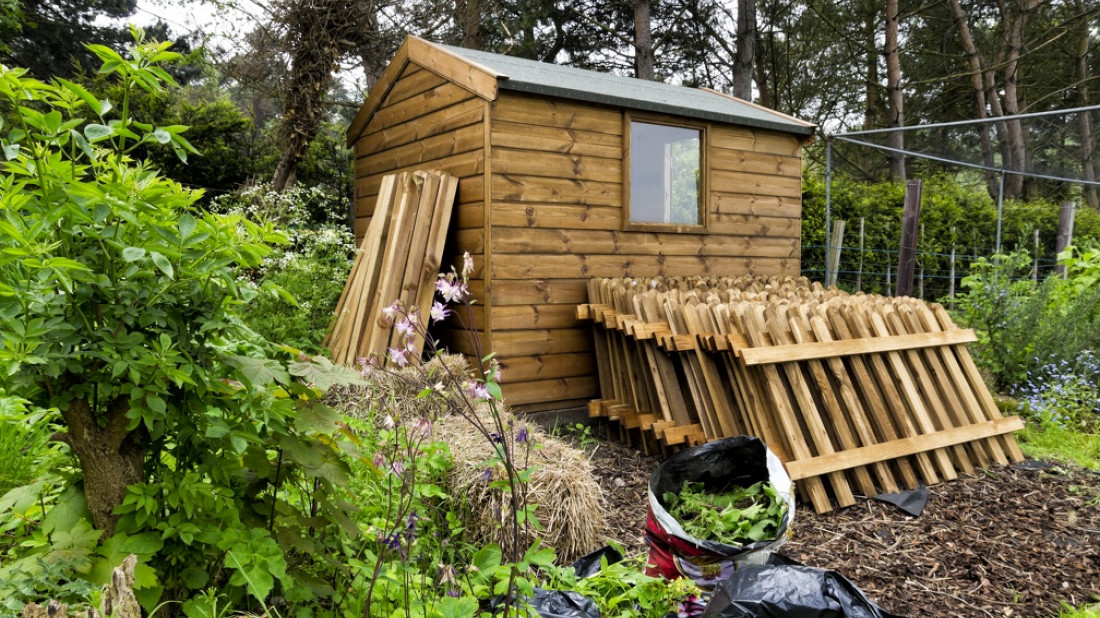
[410,173,459,356]
[744,305,855,508]
[491,304,581,330]
[383,66,448,107]
[822,306,930,488]
[356,124,484,177]
[365,174,422,361]
[369,83,478,136]
[492,174,621,207]
[709,127,801,156]
[390,172,442,352]
[490,254,793,280]
[711,193,802,219]
[491,120,622,159]
[710,169,802,199]
[492,94,623,135]
[491,278,590,305]
[709,214,800,239]
[359,98,485,154]
[491,148,622,184]
[492,328,592,356]
[358,150,484,200]
[872,306,974,475]
[497,352,597,382]
[490,227,799,258]
[849,306,958,481]
[491,202,622,231]
[637,294,695,427]
[406,36,501,100]
[708,147,801,178]
[785,417,1024,480]
[738,328,978,366]
[929,303,1023,462]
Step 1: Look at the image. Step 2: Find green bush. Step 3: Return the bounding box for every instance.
[212,182,356,353]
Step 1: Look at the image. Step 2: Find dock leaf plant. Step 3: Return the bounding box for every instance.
[664,481,788,544]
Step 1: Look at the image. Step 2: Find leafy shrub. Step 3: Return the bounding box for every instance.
[212,182,356,352]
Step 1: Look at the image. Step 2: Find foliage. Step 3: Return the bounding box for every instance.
[800,174,1100,299]
[544,551,701,618]
[1018,423,1100,473]
[0,31,382,613]
[213,182,356,353]
[663,481,787,544]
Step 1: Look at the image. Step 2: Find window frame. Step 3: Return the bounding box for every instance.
[623,113,708,234]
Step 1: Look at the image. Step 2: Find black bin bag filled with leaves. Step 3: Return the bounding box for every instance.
[645,436,794,590]
[701,563,906,618]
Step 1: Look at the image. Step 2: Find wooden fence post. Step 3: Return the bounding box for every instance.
[1055,200,1076,277]
[855,217,865,291]
[896,179,923,297]
[826,219,846,288]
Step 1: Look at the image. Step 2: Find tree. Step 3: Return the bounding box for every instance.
[0,0,179,79]
[884,0,905,180]
[733,0,755,99]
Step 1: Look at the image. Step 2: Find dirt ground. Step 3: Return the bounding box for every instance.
[574,425,1100,618]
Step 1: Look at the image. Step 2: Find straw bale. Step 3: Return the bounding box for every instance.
[435,413,607,564]
[328,354,474,422]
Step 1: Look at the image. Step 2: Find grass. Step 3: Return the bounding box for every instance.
[1056,603,1100,618]
[1017,422,1100,471]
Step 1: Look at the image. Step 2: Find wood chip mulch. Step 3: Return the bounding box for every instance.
[568,426,1100,618]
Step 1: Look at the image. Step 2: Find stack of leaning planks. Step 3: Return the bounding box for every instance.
[577,276,1025,514]
[325,170,459,366]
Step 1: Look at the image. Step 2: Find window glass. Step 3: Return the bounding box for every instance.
[629,121,701,225]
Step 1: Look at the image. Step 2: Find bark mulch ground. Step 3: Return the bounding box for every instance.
[568,425,1100,618]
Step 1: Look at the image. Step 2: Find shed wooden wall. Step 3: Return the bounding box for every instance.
[351,61,490,350]
[484,92,803,410]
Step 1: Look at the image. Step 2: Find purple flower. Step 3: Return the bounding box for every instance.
[415,417,433,438]
[447,589,460,598]
[372,451,386,468]
[388,346,409,367]
[382,301,401,321]
[436,277,468,303]
[381,533,401,550]
[480,467,492,482]
[382,415,396,430]
[390,460,405,476]
[430,301,451,323]
[516,426,528,443]
[406,512,419,530]
[395,317,416,338]
[465,381,490,401]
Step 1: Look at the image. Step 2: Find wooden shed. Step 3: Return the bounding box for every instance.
[346,36,816,412]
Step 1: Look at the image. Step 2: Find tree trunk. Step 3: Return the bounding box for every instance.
[999,0,1038,200]
[56,397,145,536]
[457,0,484,49]
[949,0,998,196]
[754,25,769,107]
[733,0,756,100]
[885,0,905,180]
[1074,6,1098,208]
[633,0,655,80]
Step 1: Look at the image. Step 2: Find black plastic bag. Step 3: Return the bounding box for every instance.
[701,564,906,618]
[529,588,601,618]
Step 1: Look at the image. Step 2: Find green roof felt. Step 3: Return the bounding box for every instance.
[439,44,815,137]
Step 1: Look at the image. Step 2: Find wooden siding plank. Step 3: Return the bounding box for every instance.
[357,151,484,205]
[497,352,597,382]
[711,194,801,218]
[355,124,484,177]
[493,94,623,135]
[383,66,447,107]
[359,98,485,154]
[490,279,590,305]
[492,174,620,206]
[711,169,802,199]
[491,202,622,231]
[368,83,478,136]
[490,227,798,257]
[491,121,622,159]
[710,213,800,238]
[491,148,623,184]
[491,304,582,329]
[490,254,795,280]
[492,328,593,356]
[710,127,802,156]
[709,147,801,177]
[502,376,600,406]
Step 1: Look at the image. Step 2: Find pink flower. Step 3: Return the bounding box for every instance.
[466,381,490,401]
[382,301,401,320]
[388,347,409,367]
[372,451,386,468]
[396,317,416,338]
[382,415,396,430]
[416,417,433,438]
[436,278,467,303]
[430,301,451,323]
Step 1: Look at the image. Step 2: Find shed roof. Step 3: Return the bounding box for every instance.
[348,36,815,144]
[438,43,815,137]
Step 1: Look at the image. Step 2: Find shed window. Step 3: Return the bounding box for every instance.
[629,121,702,227]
